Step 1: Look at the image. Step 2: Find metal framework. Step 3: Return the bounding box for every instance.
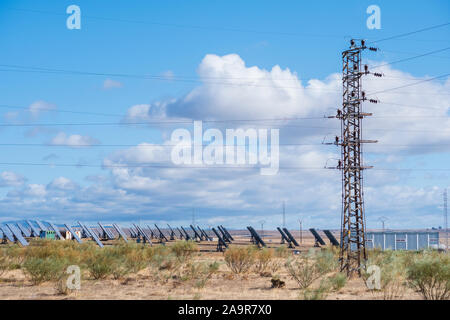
[337,39,377,276]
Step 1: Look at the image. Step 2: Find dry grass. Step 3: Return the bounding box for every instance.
[0,239,446,300]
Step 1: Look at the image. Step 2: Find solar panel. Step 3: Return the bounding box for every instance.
[323,230,339,246]
[133,224,152,245]
[176,227,185,239]
[26,220,41,237]
[48,222,65,240]
[247,226,266,247]
[6,223,29,246]
[77,222,104,247]
[0,225,14,242]
[64,224,83,244]
[277,227,291,246]
[212,227,228,251]
[154,224,168,242]
[167,224,176,240]
[189,225,202,241]
[146,226,155,238]
[220,225,234,241]
[180,226,191,240]
[217,226,231,243]
[309,228,326,246]
[113,224,128,242]
[197,226,212,241]
[128,226,137,238]
[283,228,300,247]
[35,220,48,232]
[16,223,31,237]
[98,222,115,240]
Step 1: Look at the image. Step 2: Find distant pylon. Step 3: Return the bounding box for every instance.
[444,188,448,252]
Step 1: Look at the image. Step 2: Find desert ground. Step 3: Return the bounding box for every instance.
[0,230,447,300]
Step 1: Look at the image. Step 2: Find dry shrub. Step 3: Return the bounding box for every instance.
[407,252,450,300]
[328,272,347,291]
[301,279,331,300]
[364,250,408,300]
[315,248,339,274]
[23,257,67,285]
[170,240,198,263]
[224,246,256,274]
[254,248,273,274]
[274,246,290,258]
[181,261,220,289]
[285,254,322,289]
[86,250,116,280]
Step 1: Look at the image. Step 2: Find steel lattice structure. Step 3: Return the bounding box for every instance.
[337,40,377,276]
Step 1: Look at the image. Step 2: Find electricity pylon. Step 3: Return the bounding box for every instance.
[336,39,378,276]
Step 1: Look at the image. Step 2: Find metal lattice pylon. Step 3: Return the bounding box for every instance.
[337,40,377,276]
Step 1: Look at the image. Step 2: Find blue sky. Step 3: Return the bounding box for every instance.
[0,0,449,229]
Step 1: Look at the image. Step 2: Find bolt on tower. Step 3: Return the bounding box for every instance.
[336,39,377,276]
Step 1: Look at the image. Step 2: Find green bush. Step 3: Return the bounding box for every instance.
[328,272,347,291]
[301,279,331,300]
[86,250,116,280]
[224,246,256,274]
[407,253,450,300]
[170,241,198,262]
[315,248,339,274]
[23,257,67,285]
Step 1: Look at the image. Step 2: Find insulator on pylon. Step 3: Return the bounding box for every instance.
[361,40,365,47]
[350,39,355,46]
[362,91,366,100]
[364,65,369,74]
[373,72,383,77]
[369,47,378,51]
[369,99,378,104]
[335,136,339,144]
[351,91,355,97]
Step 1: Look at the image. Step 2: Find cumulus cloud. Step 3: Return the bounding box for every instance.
[1,53,448,228]
[0,171,27,187]
[50,132,99,147]
[103,78,123,89]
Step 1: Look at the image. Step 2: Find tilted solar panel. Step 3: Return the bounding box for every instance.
[98,222,115,240]
[35,220,48,232]
[6,223,29,246]
[26,220,41,237]
[113,224,128,242]
[0,225,14,242]
[283,228,300,246]
[309,228,326,246]
[16,223,31,237]
[48,222,65,240]
[323,230,339,246]
[247,226,266,247]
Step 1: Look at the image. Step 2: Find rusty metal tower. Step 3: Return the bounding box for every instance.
[336,39,377,276]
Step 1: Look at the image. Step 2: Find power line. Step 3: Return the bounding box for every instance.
[368,72,450,96]
[371,46,450,69]
[368,22,450,44]
[0,161,449,171]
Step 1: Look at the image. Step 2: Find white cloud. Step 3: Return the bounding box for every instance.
[103,78,123,89]
[50,132,99,147]
[47,177,78,191]
[0,171,26,187]
[29,100,57,117]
